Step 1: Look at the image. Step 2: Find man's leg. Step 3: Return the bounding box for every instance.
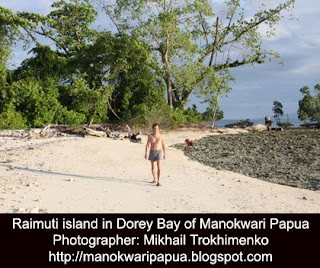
[157,160,161,186]
[151,161,156,183]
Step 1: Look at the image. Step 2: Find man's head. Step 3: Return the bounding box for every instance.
[152,123,159,133]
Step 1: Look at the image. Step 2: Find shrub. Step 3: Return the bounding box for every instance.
[131,103,174,129]
[225,119,254,128]
[0,103,27,130]
[61,78,111,124]
[277,122,293,129]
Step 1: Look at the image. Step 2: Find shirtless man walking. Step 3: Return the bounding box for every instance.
[145,123,166,186]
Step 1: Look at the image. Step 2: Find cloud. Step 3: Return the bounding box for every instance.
[288,58,320,76]
[294,0,320,16]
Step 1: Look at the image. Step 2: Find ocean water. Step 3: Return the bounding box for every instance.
[214,118,303,128]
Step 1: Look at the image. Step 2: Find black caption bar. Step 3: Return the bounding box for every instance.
[1,214,319,267]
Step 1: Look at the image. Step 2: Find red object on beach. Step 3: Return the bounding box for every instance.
[185,139,194,150]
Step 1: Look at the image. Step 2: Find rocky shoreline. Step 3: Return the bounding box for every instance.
[172,129,320,191]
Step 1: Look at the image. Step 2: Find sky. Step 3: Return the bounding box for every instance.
[1,0,320,120]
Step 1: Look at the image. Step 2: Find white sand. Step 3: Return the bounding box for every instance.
[0,128,319,213]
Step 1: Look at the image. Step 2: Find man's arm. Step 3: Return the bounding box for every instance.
[162,136,166,160]
[145,135,151,159]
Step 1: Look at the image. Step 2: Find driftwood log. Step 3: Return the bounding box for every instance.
[84,127,107,138]
[39,124,51,137]
[23,125,61,139]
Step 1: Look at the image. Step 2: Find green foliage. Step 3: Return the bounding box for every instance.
[0,47,9,87]
[99,0,295,108]
[6,78,63,127]
[313,84,320,123]
[59,108,86,128]
[66,76,112,123]
[273,100,284,124]
[132,103,174,129]
[108,34,166,121]
[0,1,297,130]
[1,77,87,127]
[225,119,254,128]
[169,105,207,127]
[203,107,224,121]
[277,122,293,129]
[0,103,27,130]
[131,104,206,129]
[298,85,320,125]
[48,0,98,53]
[13,45,67,80]
[18,0,98,56]
[71,31,114,88]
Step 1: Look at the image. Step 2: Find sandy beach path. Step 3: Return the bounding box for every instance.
[1,130,319,213]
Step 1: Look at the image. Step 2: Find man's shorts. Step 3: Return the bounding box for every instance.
[148,150,163,161]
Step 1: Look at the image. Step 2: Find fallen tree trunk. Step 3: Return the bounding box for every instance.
[39,124,51,137]
[84,127,107,138]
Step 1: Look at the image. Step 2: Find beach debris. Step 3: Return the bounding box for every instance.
[83,125,125,139]
[247,124,267,132]
[84,127,107,138]
[129,132,142,143]
[126,124,132,137]
[22,125,61,139]
[270,127,284,131]
[30,207,40,213]
[125,124,142,143]
[15,207,47,213]
[1,123,142,143]
[17,207,26,213]
[39,124,51,137]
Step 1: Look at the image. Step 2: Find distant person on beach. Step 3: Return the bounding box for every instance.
[265,116,272,130]
[185,139,194,151]
[145,123,166,186]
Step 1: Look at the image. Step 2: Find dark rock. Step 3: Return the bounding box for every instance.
[171,129,320,191]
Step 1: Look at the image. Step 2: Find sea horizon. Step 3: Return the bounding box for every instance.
[214,118,303,128]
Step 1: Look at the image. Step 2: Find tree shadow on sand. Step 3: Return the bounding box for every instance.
[0,162,151,186]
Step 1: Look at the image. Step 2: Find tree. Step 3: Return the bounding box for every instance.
[203,107,224,124]
[273,100,284,124]
[298,84,320,126]
[15,0,99,85]
[99,0,295,109]
[71,32,166,121]
[6,1,114,125]
[198,70,233,129]
[107,35,166,121]
[0,6,34,87]
[1,77,86,127]
[298,86,315,123]
[64,76,112,123]
[0,6,39,119]
[19,0,98,57]
[313,84,320,123]
[13,45,67,81]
